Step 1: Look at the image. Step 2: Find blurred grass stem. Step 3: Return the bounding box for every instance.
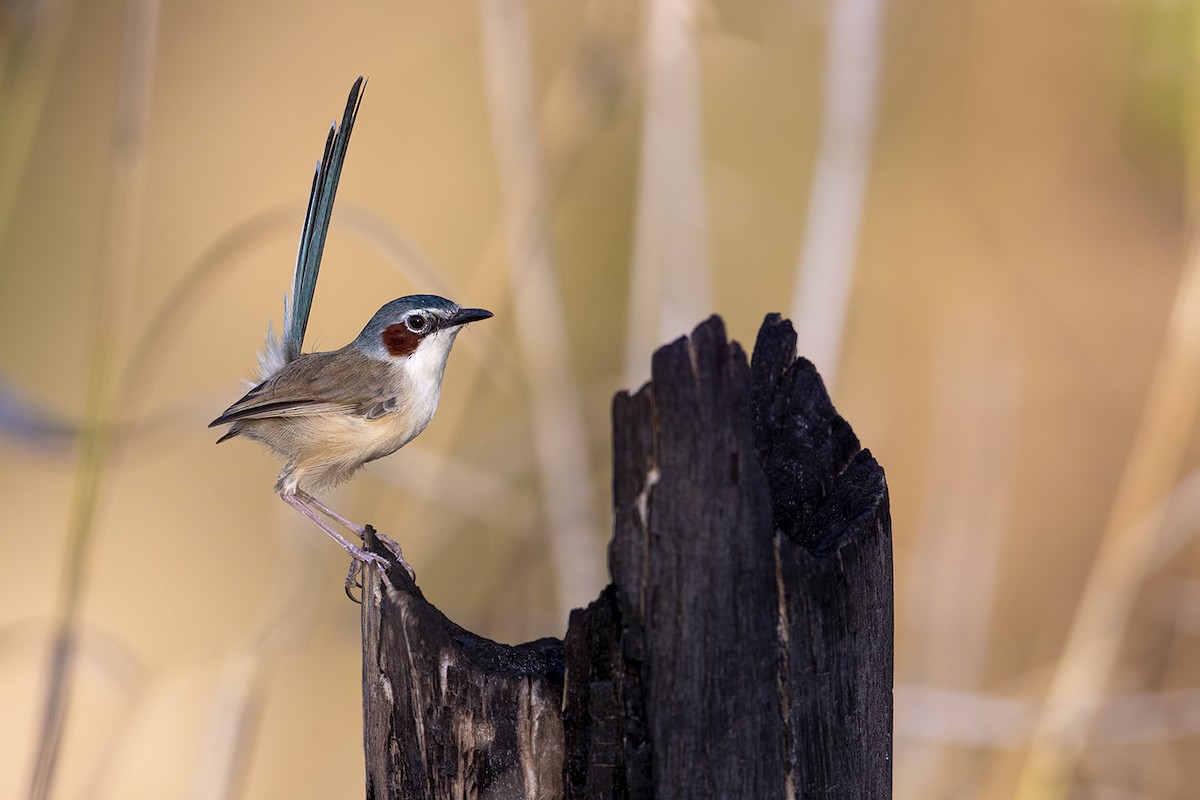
[478,0,605,614]
[0,0,78,249]
[1012,195,1200,800]
[789,0,884,389]
[622,0,712,388]
[27,1,158,797]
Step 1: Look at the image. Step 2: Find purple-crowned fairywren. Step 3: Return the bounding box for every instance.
[210,77,492,576]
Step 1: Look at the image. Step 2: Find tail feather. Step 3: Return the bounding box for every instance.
[262,76,366,380]
[214,424,240,444]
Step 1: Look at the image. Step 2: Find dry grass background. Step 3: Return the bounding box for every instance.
[0,0,1194,797]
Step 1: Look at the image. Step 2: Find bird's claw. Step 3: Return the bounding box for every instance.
[344,548,404,602]
[355,550,389,570]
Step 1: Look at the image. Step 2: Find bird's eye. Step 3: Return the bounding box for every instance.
[405,313,429,333]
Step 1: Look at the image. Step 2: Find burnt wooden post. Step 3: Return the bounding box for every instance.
[360,314,893,799]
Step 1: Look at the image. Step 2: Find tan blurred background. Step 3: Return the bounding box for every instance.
[1,0,1196,797]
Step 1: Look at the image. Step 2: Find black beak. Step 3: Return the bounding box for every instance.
[448,307,494,327]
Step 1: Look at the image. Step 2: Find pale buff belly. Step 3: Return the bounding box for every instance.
[243,407,435,494]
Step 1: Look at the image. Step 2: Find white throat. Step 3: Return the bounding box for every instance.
[404,326,463,386]
[394,326,463,429]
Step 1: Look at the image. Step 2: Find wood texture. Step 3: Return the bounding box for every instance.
[361,314,892,799]
[360,549,566,800]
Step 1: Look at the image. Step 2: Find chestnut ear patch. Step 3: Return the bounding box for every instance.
[382,323,421,357]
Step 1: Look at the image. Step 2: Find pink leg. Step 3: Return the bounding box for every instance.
[299,491,414,567]
[295,489,366,538]
[280,493,386,569]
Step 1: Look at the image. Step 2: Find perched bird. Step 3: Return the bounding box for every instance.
[210,77,492,574]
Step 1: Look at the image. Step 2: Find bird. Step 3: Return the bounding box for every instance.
[209,77,492,577]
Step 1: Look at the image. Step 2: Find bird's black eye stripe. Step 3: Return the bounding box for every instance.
[405,313,430,333]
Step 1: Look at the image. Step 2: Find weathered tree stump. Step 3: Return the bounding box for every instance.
[361,314,892,799]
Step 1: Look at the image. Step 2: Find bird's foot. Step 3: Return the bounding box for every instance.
[375,532,408,565]
[343,543,416,602]
[378,534,415,580]
[352,546,389,570]
[344,548,387,602]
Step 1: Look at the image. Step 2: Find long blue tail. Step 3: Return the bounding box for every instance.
[283,76,365,363]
